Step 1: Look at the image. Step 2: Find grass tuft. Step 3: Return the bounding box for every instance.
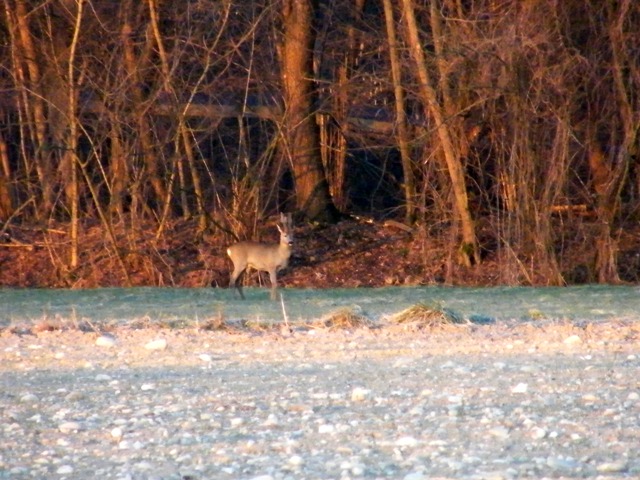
[388,303,466,330]
[241,318,281,332]
[198,315,232,331]
[312,306,372,330]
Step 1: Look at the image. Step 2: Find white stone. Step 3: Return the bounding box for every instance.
[96,335,116,347]
[230,417,244,427]
[288,455,304,466]
[351,387,371,402]
[56,465,74,474]
[396,436,418,447]
[20,393,39,403]
[134,461,153,471]
[563,335,582,345]
[318,424,335,434]
[263,414,279,427]
[546,456,579,470]
[350,464,365,475]
[531,427,547,440]
[489,426,510,439]
[511,382,528,394]
[28,414,42,423]
[58,421,81,433]
[65,391,84,402]
[404,472,427,480]
[597,461,627,473]
[118,440,132,449]
[144,338,167,350]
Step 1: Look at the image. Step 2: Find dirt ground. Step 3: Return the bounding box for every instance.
[2,215,640,289]
[1,320,639,479]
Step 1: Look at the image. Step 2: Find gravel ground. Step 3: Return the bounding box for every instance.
[1,320,639,480]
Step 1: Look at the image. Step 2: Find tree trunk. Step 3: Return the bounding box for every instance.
[120,2,167,216]
[591,0,638,284]
[66,0,83,269]
[281,0,339,223]
[0,132,13,221]
[9,0,54,215]
[382,0,416,224]
[109,123,126,222]
[400,0,480,266]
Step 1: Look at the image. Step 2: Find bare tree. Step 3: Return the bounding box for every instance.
[400,0,479,266]
[4,0,54,216]
[280,0,340,223]
[584,0,638,283]
[382,0,416,224]
[1,0,639,287]
[0,132,13,221]
[65,0,84,268]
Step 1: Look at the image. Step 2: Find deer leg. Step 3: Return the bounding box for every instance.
[230,267,246,299]
[269,269,278,301]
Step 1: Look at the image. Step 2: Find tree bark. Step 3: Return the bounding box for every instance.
[66,0,83,269]
[382,0,416,224]
[281,0,339,223]
[8,0,54,215]
[0,132,13,221]
[400,0,480,266]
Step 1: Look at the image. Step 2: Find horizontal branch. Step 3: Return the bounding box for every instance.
[0,92,397,135]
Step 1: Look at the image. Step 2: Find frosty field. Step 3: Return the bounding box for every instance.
[2,285,640,326]
[1,286,639,479]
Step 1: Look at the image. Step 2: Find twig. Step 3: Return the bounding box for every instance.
[279,293,290,330]
[0,243,34,249]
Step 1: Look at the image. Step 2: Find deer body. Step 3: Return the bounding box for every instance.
[227,214,293,300]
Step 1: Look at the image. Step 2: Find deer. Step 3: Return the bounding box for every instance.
[226,213,294,300]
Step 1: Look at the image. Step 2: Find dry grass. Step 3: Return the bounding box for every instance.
[387,303,466,331]
[240,318,284,332]
[198,313,233,331]
[311,307,372,331]
[196,314,276,333]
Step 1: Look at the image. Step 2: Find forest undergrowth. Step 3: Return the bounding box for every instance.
[1,214,639,289]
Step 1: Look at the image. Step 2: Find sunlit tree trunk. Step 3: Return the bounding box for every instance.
[8,0,53,215]
[108,123,126,222]
[27,0,86,268]
[400,0,479,265]
[382,0,416,224]
[0,132,12,221]
[65,0,83,268]
[281,0,340,223]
